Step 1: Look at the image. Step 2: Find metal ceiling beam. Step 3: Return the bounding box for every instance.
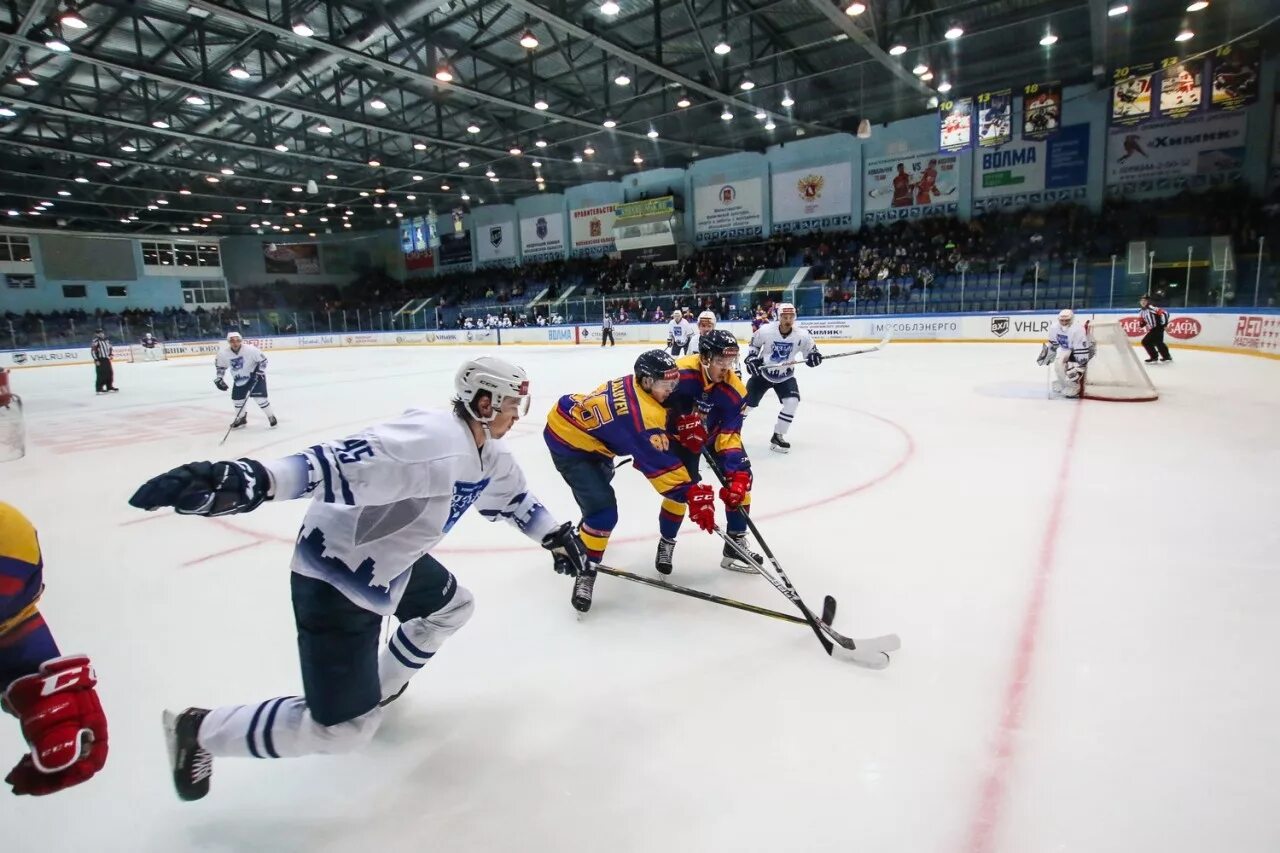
[803,0,935,98]
[0,0,58,72]
[487,0,833,132]
[1086,0,1108,83]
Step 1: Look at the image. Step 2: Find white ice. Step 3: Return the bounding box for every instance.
[3,341,1279,853]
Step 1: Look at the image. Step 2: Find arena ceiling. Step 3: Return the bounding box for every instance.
[0,0,1272,236]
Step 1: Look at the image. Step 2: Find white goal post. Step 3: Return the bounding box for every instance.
[127,343,169,362]
[1082,321,1158,402]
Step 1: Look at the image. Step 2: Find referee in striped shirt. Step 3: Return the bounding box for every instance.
[91,329,119,394]
[1138,295,1172,364]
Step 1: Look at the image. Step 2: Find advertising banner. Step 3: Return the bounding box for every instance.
[519,212,566,259]
[973,123,1090,211]
[770,162,854,234]
[475,222,516,264]
[1022,82,1062,141]
[1106,111,1247,196]
[694,178,763,242]
[570,204,617,255]
[863,151,960,223]
[939,98,973,152]
[976,89,1013,148]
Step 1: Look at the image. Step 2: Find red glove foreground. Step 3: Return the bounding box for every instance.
[685,484,717,533]
[673,413,708,454]
[3,655,108,796]
[719,469,753,510]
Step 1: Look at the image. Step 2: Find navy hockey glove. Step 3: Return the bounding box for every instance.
[213,377,229,392]
[805,350,824,368]
[541,522,591,577]
[128,459,271,516]
[744,354,764,377]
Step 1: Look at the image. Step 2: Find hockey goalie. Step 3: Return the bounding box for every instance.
[1036,309,1092,398]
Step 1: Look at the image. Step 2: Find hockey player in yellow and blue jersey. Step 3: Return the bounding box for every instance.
[0,502,108,797]
[545,350,717,612]
[662,329,763,575]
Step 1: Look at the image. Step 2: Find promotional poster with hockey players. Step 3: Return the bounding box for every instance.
[863,152,960,222]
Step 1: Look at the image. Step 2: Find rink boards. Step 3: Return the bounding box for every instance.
[3,308,1277,368]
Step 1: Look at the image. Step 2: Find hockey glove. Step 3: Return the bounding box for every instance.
[1035,343,1054,366]
[686,483,717,533]
[805,350,824,368]
[3,655,108,797]
[719,469,752,510]
[128,459,271,516]
[673,413,708,454]
[213,377,229,392]
[744,354,764,377]
[541,522,591,577]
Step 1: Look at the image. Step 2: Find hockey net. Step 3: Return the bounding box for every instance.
[0,368,25,461]
[125,343,168,362]
[1082,321,1158,402]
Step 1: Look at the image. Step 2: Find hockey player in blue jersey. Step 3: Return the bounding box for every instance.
[128,356,591,801]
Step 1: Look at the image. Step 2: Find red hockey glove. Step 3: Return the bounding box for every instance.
[719,469,753,510]
[3,655,108,796]
[673,413,708,454]
[686,484,717,533]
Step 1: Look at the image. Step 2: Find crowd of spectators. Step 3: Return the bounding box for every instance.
[5,188,1276,348]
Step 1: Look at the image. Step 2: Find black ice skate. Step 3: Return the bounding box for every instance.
[1144,357,1158,364]
[230,413,248,429]
[571,566,597,613]
[163,707,212,801]
[268,415,278,428]
[769,432,791,454]
[721,533,764,573]
[655,536,676,575]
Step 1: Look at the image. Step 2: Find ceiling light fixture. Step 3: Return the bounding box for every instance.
[45,36,71,53]
[220,167,234,175]
[291,20,314,37]
[274,143,288,152]
[179,188,192,195]
[509,146,523,155]
[315,124,332,134]
[120,143,137,153]
[152,119,170,129]
[186,94,206,105]
[603,118,617,128]
[60,7,87,29]
[1186,0,1207,9]
[583,145,595,155]
[368,159,381,167]
[937,80,952,93]
[764,120,776,130]
[888,44,907,56]
[228,65,250,80]
[920,71,934,81]
[912,62,929,76]
[57,189,70,196]
[466,123,480,134]
[519,29,538,49]
[1107,4,1128,14]
[647,128,659,139]
[713,40,731,55]
[205,176,219,183]
[845,1,865,15]
[1040,31,1058,46]
[720,107,733,121]
[944,25,963,39]
[369,98,387,110]
[755,110,766,120]
[739,77,755,91]
[325,173,338,180]
[458,160,470,168]
[0,107,15,117]
[531,160,543,167]
[291,185,303,192]
[435,66,454,82]
[535,139,548,148]
[572,154,583,163]
[614,72,631,86]
[534,99,549,111]
[1175,29,1194,41]
[600,0,620,15]
[633,152,643,164]
[781,93,795,108]
[15,66,39,87]
[485,169,496,178]
[74,176,88,183]
[96,160,111,167]
[411,174,424,181]
[676,94,691,108]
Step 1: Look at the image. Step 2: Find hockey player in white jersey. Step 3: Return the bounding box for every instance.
[1036,309,1093,397]
[214,332,277,428]
[685,310,717,356]
[743,303,823,453]
[667,311,694,356]
[128,356,591,801]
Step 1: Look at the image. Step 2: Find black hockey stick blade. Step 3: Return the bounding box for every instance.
[821,595,837,627]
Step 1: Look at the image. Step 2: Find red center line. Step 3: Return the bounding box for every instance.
[182,539,270,567]
[963,397,1085,853]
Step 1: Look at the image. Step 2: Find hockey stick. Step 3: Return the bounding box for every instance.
[594,564,811,626]
[701,451,899,668]
[218,372,262,446]
[768,329,893,369]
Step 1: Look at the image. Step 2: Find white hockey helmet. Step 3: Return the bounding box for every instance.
[1058,309,1074,324]
[778,302,797,317]
[698,310,716,323]
[455,356,531,423]
[227,331,243,341]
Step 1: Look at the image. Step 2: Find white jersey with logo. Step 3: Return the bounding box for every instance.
[748,322,819,383]
[261,408,557,615]
[670,318,694,345]
[214,343,268,386]
[1045,321,1090,359]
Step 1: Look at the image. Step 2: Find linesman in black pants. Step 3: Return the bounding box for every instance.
[600,313,616,347]
[90,330,119,394]
[1138,294,1171,364]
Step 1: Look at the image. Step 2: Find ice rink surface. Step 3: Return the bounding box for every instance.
[3,340,1279,853]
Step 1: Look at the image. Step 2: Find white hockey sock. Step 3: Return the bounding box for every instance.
[378,586,475,702]
[774,397,800,436]
[256,399,275,418]
[198,697,383,759]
